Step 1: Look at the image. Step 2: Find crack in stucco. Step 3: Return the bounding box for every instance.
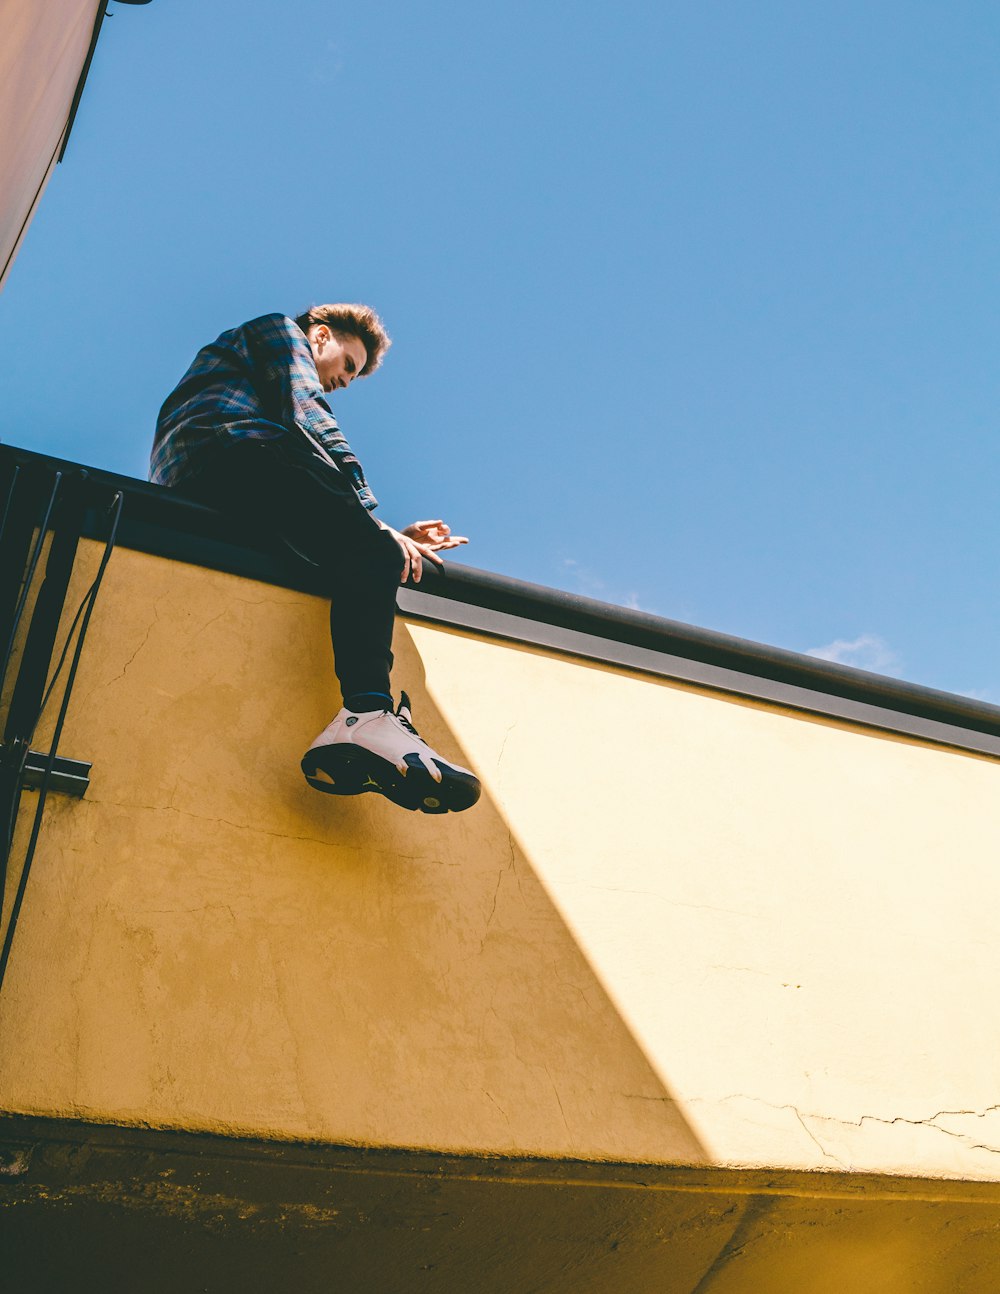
[555,974,600,1016]
[805,1103,1000,1158]
[544,1065,570,1135]
[480,831,521,953]
[502,828,526,911]
[103,622,157,688]
[79,593,293,704]
[144,903,237,922]
[499,1031,572,1139]
[479,721,526,928]
[481,870,503,951]
[482,1089,512,1133]
[186,609,232,642]
[702,1094,1000,1166]
[83,596,166,698]
[791,1107,848,1170]
[85,797,440,866]
[496,720,516,773]
[85,797,353,850]
[231,595,300,609]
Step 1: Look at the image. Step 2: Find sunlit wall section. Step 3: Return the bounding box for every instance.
[411,619,1000,1182]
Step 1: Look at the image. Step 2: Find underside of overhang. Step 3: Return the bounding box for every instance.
[4,1116,1000,1294]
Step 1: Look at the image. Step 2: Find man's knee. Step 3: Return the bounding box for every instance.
[375,526,407,582]
[348,522,405,585]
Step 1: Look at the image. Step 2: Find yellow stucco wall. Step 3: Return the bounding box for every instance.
[2,542,999,1185]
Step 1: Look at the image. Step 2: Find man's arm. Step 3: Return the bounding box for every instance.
[246,315,469,583]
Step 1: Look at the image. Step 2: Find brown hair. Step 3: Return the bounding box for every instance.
[294,303,391,377]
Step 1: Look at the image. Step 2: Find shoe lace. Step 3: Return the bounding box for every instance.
[395,709,419,737]
[393,692,421,737]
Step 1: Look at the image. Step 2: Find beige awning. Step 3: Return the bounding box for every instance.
[0,0,103,290]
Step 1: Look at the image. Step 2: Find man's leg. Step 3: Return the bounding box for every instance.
[323,522,404,710]
[178,438,403,703]
[179,438,480,814]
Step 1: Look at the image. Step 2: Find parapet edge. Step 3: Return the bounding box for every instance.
[4,443,998,759]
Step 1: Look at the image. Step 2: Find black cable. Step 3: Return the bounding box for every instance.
[18,497,123,760]
[0,464,20,546]
[0,578,94,860]
[0,491,123,996]
[32,575,101,738]
[0,472,63,697]
[0,470,74,896]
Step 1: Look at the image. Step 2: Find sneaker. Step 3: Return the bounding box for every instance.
[301,692,481,814]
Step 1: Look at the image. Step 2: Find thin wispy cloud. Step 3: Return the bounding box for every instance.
[309,40,345,84]
[958,686,1000,706]
[561,558,658,616]
[806,634,903,677]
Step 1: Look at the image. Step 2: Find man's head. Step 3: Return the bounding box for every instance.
[295,303,391,394]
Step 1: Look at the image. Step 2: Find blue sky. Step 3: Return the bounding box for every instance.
[3,0,999,700]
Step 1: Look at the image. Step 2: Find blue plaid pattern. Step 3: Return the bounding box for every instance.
[150,313,377,510]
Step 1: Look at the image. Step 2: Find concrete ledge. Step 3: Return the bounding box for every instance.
[4,443,999,759]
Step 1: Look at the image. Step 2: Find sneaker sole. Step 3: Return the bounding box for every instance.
[301,744,481,815]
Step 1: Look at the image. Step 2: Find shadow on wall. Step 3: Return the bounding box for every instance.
[0,546,706,1166]
[294,619,708,1164]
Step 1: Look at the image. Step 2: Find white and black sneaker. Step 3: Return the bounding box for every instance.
[301,692,481,814]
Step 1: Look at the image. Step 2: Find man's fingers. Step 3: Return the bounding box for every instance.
[422,535,468,552]
[412,540,445,581]
[404,536,421,583]
[406,520,447,542]
[393,530,451,583]
[406,520,463,546]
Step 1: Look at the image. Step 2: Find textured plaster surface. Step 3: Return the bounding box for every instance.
[2,544,999,1184]
[407,622,1000,1182]
[0,547,702,1166]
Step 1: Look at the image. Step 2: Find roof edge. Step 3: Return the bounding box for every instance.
[3,443,998,753]
[59,1,155,165]
[58,2,109,164]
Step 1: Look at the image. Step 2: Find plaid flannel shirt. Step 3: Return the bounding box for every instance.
[149,313,377,510]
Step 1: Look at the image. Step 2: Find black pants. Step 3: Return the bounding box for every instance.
[178,438,404,700]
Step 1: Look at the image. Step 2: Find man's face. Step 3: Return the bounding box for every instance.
[308,325,368,394]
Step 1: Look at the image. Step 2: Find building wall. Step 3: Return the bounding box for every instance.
[0,0,100,287]
[2,541,999,1184]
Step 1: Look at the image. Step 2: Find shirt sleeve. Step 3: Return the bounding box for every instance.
[246,314,378,511]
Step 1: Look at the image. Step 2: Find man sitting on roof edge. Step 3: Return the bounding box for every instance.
[149,305,481,815]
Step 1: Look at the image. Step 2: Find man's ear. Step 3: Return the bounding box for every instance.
[312,324,330,350]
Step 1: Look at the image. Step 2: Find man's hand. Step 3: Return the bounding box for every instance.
[402,520,469,552]
[379,520,468,584]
